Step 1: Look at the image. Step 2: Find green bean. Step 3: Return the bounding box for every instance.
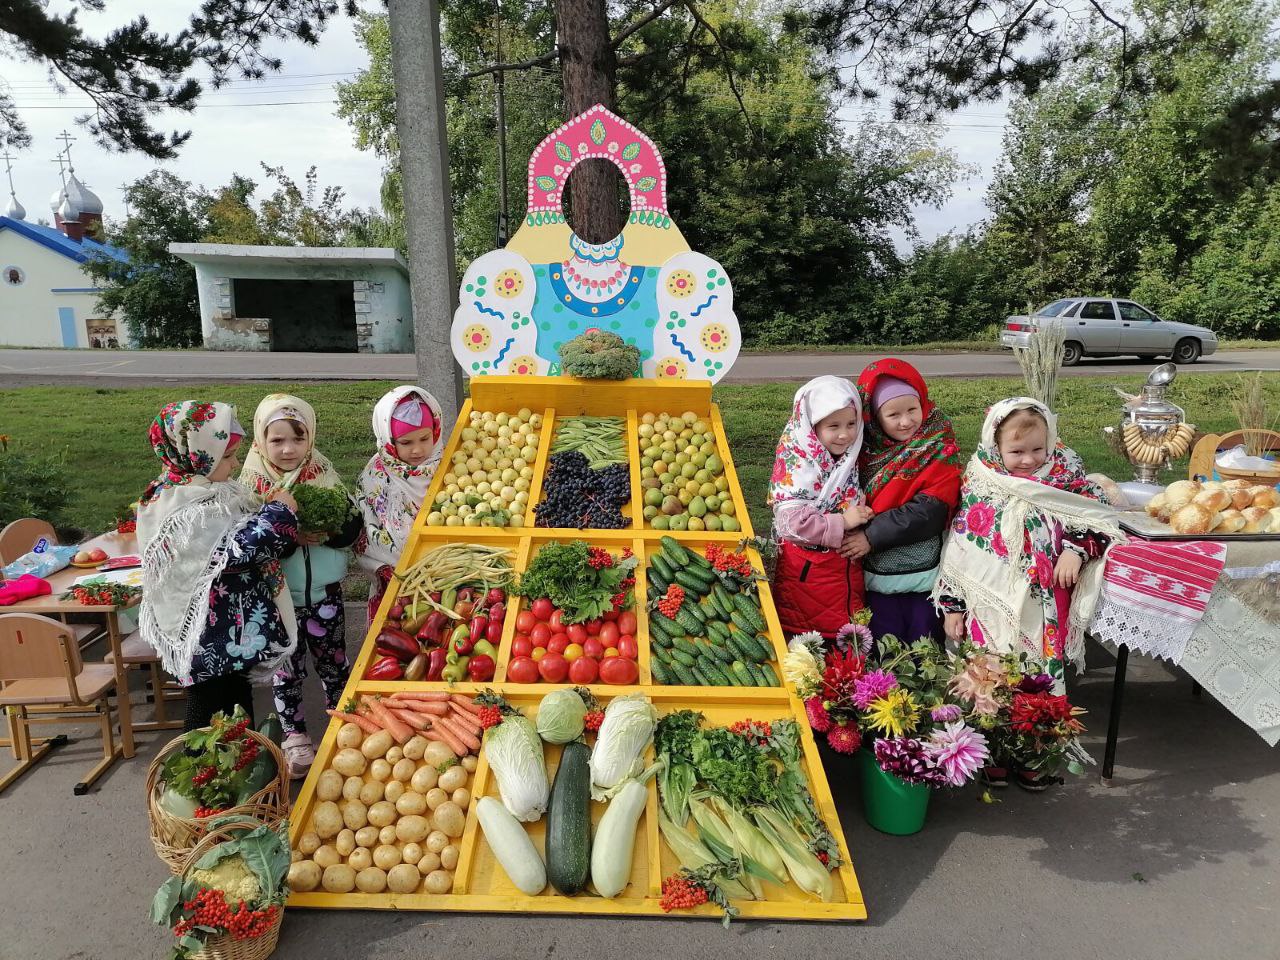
[551,416,627,468]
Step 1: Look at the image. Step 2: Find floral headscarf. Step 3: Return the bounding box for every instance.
[239,393,343,494]
[768,375,864,520]
[856,358,961,513]
[141,401,243,505]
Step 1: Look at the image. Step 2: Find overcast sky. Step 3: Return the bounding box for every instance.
[2,1,1004,249]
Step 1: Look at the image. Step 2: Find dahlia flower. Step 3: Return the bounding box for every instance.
[873,737,945,786]
[826,723,861,755]
[925,722,990,786]
[852,670,898,710]
[805,697,833,733]
[930,704,963,724]
[864,688,920,738]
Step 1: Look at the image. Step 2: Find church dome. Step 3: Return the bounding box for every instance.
[63,174,103,216]
[4,194,24,220]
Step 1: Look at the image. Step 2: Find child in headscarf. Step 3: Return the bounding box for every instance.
[136,401,299,731]
[933,397,1121,787]
[241,393,361,777]
[356,386,445,621]
[851,359,962,644]
[768,375,874,639]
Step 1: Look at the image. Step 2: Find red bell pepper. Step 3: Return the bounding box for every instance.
[376,627,421,662]
[425,647,447,682]
[450,622,473,656]
[418,610,450,646]
[469,615,489,646]
[486,617,504,642]
[366,655,404,680]
[466,654,495,682]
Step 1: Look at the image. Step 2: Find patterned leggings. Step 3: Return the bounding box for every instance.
[273,584,351,736]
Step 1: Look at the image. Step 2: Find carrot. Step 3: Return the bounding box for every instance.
[391,691,452,702]
[389,707,433,731]
[447,702,483,734]
[424,727,467,757]
[327,709,381,734]
[365,697,413,744]
[432,713,481,752]
[392,699,451,715]
[450,694,483,715]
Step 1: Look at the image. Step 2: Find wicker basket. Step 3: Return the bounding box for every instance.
[1189,430,1280,485]
[148,729,290,874]
[175,820,286,960]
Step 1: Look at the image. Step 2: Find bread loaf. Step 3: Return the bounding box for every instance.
[1165,480,1201,508]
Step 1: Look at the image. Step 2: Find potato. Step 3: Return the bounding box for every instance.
[358,780,385,806]
[297,831,322,856]
[343,776,364,802]
[312,800,343,839]
[370,759,393,783]
[356,866,388,894]
[367,800,397,828]
[387,863,422,894]
[322,864,357,894]
[438,765,468,793]
[461,755,478,773]
[336,723,364,750]
[383,780,406,805]
[424,870,453,894]
[373,844,403,870]
[291,848,303,863]
[379,825,398,845]
[395,815,430,844]
[403,736,428,761]
[316,769,344,802]
[417,852,442,874]
[335,829,356,857]
[432,801,465,838]
[425,788,449,810]
[355,826,380,848]
[425,830,449,854]
[361,730,394,760]
[401,842,424,865]
[393,758,417,783]
[313,844,341,870]
[386,746,405,765]
[440,845,460,871]
[332,748,367,778]
[410,766,439,794]
[288,860,322,893]
[396,791,428,817]
[341,799,369,831]
[451,788,471,809]
[348,847,373,871]
[423,741,455,767]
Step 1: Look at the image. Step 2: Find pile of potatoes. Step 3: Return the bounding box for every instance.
[288,722,476,896]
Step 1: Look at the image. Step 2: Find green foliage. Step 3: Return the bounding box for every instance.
[515,540,639,623]
[291,484,356,535]
[559,331,641,379]
[0,442,72,529]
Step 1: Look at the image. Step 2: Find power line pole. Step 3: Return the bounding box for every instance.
[388,0,464,426]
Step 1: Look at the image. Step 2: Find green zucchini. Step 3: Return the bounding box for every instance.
[546,740,592,895]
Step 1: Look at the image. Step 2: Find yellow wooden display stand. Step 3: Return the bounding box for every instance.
[288,377,867,921]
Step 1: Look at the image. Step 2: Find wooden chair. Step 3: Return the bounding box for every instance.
[1189,429,1280,483]
[0,613,120,795]
[0,517,57,565]
[104,632,184,732]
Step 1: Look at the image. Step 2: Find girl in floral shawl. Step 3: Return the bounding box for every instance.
[136,401,299,731]
[355,386,445,621]
[851,359,962,644]
[934,397,1122,688]
[768,375,875,639]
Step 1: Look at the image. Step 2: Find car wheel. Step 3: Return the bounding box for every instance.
[1061,341,1083,366]
[1173,338,1202,364]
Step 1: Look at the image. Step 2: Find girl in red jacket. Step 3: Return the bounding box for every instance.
[768,375,874,639]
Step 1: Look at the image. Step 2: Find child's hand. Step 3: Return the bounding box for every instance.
[1054,551,1083,588]
[840,530,871,560]
[299,531,328,546]
[268,490,298,512]
[944,612,967,643]
[843,503,874,530]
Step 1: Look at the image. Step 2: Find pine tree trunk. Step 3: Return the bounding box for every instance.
[557,0,624,243]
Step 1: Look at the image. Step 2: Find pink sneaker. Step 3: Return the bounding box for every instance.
[283,732,315,780]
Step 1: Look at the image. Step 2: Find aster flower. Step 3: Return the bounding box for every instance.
[805,697,833,733]
[925,722,990,786]
[852,670,897,710]
[873,736,945,786]
[864,688,920,738]
[835,621,875,655]
[826,722,861,755]
[930,704,963,724]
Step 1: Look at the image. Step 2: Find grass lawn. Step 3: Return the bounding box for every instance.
[3,374,1278,537]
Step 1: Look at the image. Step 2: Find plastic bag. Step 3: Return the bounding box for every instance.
[2,541,77,580]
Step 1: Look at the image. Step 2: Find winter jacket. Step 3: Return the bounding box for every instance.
[282,508,362,608]
[773,539,865,639]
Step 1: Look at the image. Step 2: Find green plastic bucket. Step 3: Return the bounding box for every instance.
[857,746,931,835]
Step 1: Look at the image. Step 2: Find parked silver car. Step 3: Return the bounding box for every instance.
[1000,298,1218,366]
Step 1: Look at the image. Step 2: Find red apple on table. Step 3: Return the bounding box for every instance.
[88,548,109,563]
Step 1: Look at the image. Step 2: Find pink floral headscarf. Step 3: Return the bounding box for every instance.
[768,375,864,519]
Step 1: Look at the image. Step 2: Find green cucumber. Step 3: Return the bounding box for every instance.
[705,641,735,664]
[651,658,674,685]
[670,648,697,668]
[647,569,669,595]
[686,550,714,572]
[760,664,780,687]
[712,584,736,612]
[706,620,732,643]
[747,633,776,662]
[546,741,592,895]
[649,552,676,584]
[674,608,704,636]
[673,663,699,686]
[672,636,698,657]
[697,657,731,686]
[649,611,681,636]
[687,602,709,624]
[690,664,715,686]
[731,661,755,686]
[733,594,768,632]
[679,563,717,586]
[727,634,761,664]
[659,536,692,564]
[730,610,760,636]
[674,570,711,596]
[745,662,769,687]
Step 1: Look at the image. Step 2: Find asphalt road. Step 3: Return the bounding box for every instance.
[1,615,1277,960]
[1,347,1277,387]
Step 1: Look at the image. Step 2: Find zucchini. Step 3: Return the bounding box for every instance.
[477,797,547,895]
[660,536,692,564]
[546,741,592,895]
[649,552,675,584]
[591,778,648,898]
[733,594,768,632]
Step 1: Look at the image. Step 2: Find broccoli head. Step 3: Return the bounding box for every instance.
[559,331,641,380]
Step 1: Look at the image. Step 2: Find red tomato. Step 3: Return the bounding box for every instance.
[618,635,638,660]
[538,653,569,684]
[547,633,570,655]
[566,623,588,645]
[507,656,539,684]
[582,637,605,660]
[530,622,552,647]
[602,609,619,622]
[585,618,604,636]
[568,656,599,684]
[599,657,639,685]
[511,635,533,659]
[516,611,537,634]
[617,611,638,636]
[531,597,554,621]
[549,609,565,630]
[599,621,620,648]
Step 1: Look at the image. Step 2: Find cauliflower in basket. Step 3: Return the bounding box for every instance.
[190,855,261,903]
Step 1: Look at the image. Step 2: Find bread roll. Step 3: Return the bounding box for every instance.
[1213,509,1246,533]
[1170,503,1215,535]
[1221,479,1253,510]
[1247,486,1279,510]
[1146,492,1169,518]
[1088,473,1127,508]
[1269,507,1280,530]
[1164,480,1201,508]
[1201,480,1226,495]
[1193,488,1231,513]
[1240,506,1272,534]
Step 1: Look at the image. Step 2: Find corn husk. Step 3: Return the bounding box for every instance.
[752,806,834,902]
[707,796,786,886]
[658,811,755,901]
